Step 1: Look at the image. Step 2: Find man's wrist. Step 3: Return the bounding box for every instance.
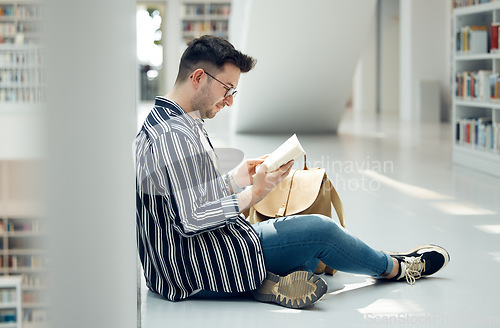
[236,187,255,213]
[228,172,245,194]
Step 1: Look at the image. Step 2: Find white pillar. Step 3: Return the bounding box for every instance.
[399,0,451,122]
[399,0,413,122]
[166,0,182,90]
[352,30,377,115]
[45,0,137,327]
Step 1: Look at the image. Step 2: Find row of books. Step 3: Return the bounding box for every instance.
[15,6,43,19]
[456,25,488,54]
[5,255,44,269]
[456,117,500,151]
[453,0,494,8]
[456,23,500,54]
[0,5,14,17]
[0,220,41,233]
[0,289,16,303]
[0,22,41,33]
[0,310,16,323]
[1,69,42,85]
[184,4,230,17]
[22,273,49,289]
[0,87,43,103]
[183,21,229,34]
[22,290,44,303]
[0,51,42,66]
[23,309,47,323]
[0,5,42,18]
[455,70,500,100]
[0,23,16,36]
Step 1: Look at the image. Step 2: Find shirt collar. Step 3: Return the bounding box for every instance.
[154,96,204,128]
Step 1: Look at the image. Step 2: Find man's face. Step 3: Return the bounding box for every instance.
[192,63,241,119]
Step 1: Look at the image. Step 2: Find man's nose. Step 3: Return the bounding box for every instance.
[224,94,234,107]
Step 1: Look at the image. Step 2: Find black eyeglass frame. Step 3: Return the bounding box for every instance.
[204,70,238,98]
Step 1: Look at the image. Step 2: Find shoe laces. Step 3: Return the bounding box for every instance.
[402,255,425,285]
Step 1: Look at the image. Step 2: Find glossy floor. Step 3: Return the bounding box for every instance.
[139,108,500,328]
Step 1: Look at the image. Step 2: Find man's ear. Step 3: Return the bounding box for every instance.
[190,68,205,90]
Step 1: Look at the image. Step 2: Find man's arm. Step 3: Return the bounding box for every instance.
[236,161,294,213]
[138,130,241,237]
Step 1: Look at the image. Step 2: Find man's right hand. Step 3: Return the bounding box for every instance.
[251,161,294,203]
[236,160,294,213]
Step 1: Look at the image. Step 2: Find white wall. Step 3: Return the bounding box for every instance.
[400,0,451,122]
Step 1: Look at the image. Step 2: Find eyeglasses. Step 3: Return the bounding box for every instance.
[204,71,238,98]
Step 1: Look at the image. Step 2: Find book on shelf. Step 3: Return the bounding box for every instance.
[457,25,488,54]
[456,70,493,100]
[491,23,499,53]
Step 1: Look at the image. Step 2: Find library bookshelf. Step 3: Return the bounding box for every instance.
[0,161,46,328]
[181,0,230,44]
[1,0,46,325]
[0,0,48,320]
[453,1,500,177]
[0,0,44,105]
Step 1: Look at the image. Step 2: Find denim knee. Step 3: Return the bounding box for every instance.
[299,214,344,243]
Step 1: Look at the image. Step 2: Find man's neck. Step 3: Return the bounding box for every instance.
[163,89,201,121]
[165,87,190,111]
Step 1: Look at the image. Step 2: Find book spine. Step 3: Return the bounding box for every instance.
[491,23,499,52]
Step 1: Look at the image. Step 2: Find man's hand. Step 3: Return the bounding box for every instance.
[251,161,294,202]
[236,160,294,213]
[230,155,268,188]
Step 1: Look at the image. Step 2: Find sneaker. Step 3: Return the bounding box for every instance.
[387,244,450,285]
[253,271,327,309]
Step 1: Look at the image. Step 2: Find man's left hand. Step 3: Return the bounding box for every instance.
[231,155,268,188]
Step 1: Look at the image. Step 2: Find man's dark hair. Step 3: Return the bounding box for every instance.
[175,35,257,84]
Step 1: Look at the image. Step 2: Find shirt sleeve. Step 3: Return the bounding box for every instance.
[137,128,240,237]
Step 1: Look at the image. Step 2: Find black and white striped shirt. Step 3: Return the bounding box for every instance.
[135,97,266,301]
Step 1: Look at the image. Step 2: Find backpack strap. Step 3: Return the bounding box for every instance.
[326,179,346,227]
[276,169,297,217]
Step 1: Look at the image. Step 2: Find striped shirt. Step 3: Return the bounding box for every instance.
[135,97,266,301]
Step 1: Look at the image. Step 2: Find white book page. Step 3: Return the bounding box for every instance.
[262,134,306,172]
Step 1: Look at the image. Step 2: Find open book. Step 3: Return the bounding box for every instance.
[262,134,306,172]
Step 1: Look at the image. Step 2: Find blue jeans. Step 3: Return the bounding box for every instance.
[191,214,393,299]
